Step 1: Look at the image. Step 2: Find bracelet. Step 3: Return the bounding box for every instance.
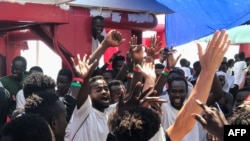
[133,64,141,72]
[162,68,171,77]
[162,71,169,77]
[127,72,134,78]
[71,82,82,87]
[72,77,84,83]
[163,68,171,73]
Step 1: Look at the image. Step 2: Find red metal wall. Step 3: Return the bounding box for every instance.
[0,5,159,75]
[240,44,250,57]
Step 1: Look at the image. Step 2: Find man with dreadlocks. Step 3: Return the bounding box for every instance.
[13,72,76,122]
[16,66,44,110]
[11,72,55,119]
[25,91,67,141]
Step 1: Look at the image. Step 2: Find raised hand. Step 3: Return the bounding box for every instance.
[135,62,156,80]
[117,82,166,115]
[149,35,160,51]
[166,47,181,69]
[71,54,97,78]
[103,30,125,47]
[129,35,144,64]
[192,99,228,141]
[197,30,230,72]
[141,96,167,115]
[145,35,160,62]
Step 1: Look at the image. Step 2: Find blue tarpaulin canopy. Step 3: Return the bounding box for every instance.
[156,0,250,47]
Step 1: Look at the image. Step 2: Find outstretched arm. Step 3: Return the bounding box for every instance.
[89,30,125,75]
[75,30,125,108]
[70,54,97,109]
[127,35,144,94]
[166,30,230,141]
[154,49,181,96]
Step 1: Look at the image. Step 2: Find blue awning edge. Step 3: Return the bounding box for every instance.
[156,0,250,47]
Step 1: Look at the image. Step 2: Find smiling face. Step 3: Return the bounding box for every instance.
[168,79,187,110]
[90,79,110,112]
[92,18,104,38]
[11,60,26,80]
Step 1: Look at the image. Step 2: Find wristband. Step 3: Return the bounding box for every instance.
[162,68,171,77]
[162,71,169,77]
[71,82,82,87]
[133,64,141,72]
[163,68,171,73]
[72,77,84,83]
[127,72,134,78]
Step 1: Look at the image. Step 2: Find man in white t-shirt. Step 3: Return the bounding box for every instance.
[233,52,247,86]
[65,75,115,141]
[161,77,207,141]
[65,75,166,141]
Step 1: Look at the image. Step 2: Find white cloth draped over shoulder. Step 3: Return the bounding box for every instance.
[92,30,106,68]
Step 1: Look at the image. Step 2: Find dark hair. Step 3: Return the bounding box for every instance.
[108,80,123,88]
[109,106,161,141]
[103,70,116,79]
[167,68,185,83]
[245,57,250,62]
[180,58,188,66]
[92,15,104,23]
[23,72,55,98]
[227,59,234,67]
[159,48,169,53]
[29,66,43,74]
[89,75,105,90]
[57,68,73,81]
[219,62,228,71]
[112,56,125,67]
[220,61,228,67]
[12,56,27,69]
[193,61,201,76]
[155,64,165,69]
[25,91,59,125]
[238,52,245,60]
[186,60,191,67]
[1,113,53,141]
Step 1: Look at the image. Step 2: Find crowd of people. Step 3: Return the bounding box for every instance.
[0,15,250,141]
